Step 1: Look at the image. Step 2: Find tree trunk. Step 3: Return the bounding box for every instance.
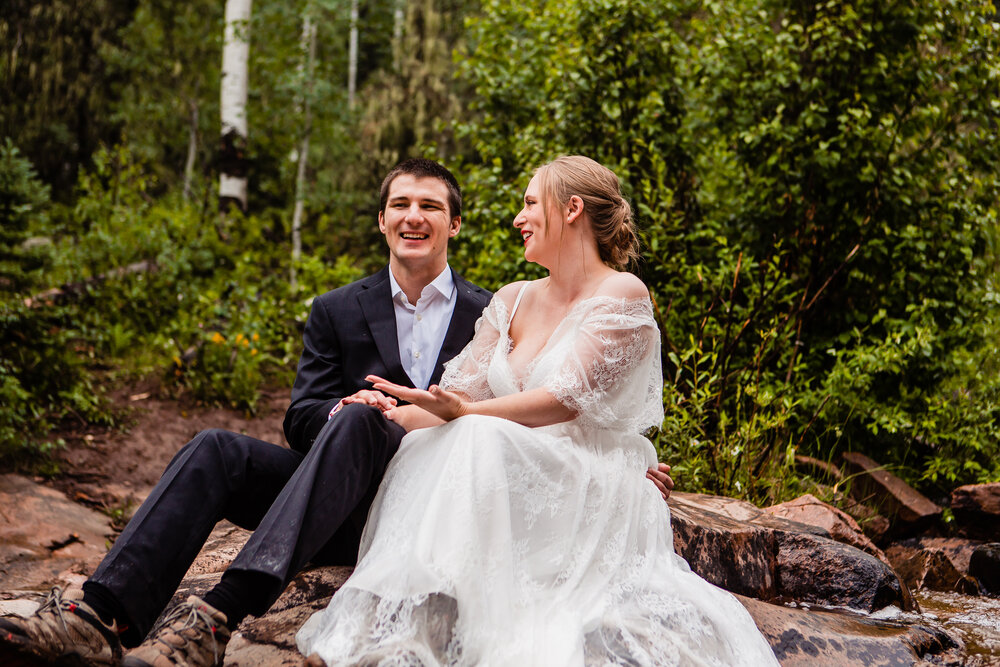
[348,0,358,109]
[182,98,198,202]
[392,0,405,69]
[291,12,317,289]
[219,0,252,213]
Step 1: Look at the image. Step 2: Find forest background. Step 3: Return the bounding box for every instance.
[1,0,998,507]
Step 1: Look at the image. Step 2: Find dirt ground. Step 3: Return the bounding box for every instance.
[46,377,291,518]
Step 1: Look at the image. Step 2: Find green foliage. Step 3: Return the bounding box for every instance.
[455,0,1000,498]
[0,0,135,194]
[0,139,52,293]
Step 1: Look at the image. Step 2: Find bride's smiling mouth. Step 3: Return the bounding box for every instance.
[521,231,533,243]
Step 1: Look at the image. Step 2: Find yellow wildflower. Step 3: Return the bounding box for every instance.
[211,332,225,344]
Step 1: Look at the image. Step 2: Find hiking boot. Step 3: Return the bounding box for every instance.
[0,586,122,666]
[122,596,230,667]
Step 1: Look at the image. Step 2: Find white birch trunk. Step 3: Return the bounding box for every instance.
[291,12,317,289]
[392,0,405,69]
[348,0,359,109]
[220,0,252,212]
[182,99,198,202]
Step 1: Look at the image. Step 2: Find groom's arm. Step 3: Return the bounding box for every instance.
[283,295,349,454]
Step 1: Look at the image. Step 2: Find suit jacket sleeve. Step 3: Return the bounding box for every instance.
[283,296,345,453]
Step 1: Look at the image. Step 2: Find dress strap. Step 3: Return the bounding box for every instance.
[508,282,529,328]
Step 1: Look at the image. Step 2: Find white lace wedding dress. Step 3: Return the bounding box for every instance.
[297,287,778,666]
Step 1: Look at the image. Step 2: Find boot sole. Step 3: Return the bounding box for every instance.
[1,632,113,667]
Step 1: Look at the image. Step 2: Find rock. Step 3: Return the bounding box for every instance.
[0,474,112,591]
[969,543,1000,595]
[669,492,914,612]
[777,532,909,612]
[668,492,780,599]
[950,483,1000,540]
[765,494,889,564]
[738,595,960,666]
[841,452,941,534]
[886,537,981,594]
[834,492,891,544]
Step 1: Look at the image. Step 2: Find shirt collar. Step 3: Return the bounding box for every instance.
[388,265,455,306]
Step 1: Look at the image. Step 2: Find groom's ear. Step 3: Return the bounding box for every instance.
[449,216,461,237]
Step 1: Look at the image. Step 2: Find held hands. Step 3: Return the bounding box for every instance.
[365,375,469,423]
[335,389,397,414]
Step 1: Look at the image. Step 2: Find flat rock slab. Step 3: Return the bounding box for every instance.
[0,474,112,591]
[842,452,941,533]
[738,595,960,666]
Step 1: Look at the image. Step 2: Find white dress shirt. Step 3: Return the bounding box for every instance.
[388,265,457,390]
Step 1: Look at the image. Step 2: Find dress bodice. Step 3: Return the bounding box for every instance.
[441,283,665,436]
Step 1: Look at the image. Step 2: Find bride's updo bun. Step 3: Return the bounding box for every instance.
[536,156,640,269]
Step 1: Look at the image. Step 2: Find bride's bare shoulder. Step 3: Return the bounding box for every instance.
[493,280,531,310]
[596,272,649,300]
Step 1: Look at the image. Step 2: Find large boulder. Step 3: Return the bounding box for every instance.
[950,483,1000,541]
[0,474,111,591]
[669,492,914,612]
[841,452,941,536]
[885,537,981,594]
[765,494,888,564]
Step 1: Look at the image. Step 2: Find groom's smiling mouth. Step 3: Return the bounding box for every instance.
[401,232,429,240]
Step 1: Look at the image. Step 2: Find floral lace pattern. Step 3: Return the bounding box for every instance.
[297,288,778,666]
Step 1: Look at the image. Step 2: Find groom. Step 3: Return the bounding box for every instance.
[0,158,672,667]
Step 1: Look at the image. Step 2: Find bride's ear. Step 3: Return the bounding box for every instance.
[566,195,584,225]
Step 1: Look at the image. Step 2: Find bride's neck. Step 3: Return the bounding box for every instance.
[545,258,615,303]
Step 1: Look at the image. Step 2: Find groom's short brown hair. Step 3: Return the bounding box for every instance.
[379,158,462,220]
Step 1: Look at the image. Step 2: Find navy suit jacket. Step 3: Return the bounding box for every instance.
[283,266,492,453]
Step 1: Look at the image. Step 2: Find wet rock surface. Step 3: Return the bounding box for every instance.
[738,595,960,666]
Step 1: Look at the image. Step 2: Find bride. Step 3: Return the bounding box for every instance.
[296,156,778,666]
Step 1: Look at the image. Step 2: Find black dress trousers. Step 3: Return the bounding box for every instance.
[87,403,405,643]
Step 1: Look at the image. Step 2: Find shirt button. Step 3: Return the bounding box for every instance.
[414,351,422,359]
[416,314,422,321]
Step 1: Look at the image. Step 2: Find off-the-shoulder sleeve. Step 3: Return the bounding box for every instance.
[439,296,505,402]
[543,297,664,434]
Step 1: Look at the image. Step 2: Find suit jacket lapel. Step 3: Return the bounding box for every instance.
[357,267,413,386]
[430,271,488,387]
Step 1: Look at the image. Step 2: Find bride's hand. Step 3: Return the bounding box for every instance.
[366,375,469,422]
[382,404,445,432]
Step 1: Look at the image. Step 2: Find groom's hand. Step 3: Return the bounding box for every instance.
[336,389,397,415]
[646,463,674,501]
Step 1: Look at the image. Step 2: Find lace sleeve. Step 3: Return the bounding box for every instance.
[439,296,503,402]
[544,297,663,434]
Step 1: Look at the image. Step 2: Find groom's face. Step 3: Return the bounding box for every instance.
[379,174,461,276]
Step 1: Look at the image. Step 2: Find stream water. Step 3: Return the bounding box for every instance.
[872,590,1000,664]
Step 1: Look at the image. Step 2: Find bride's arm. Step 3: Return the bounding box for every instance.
[373,377,575,427]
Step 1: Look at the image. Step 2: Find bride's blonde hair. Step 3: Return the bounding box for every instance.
[535,156,640,269]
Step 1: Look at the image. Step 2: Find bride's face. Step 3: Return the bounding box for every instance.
[513,174,558,265]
